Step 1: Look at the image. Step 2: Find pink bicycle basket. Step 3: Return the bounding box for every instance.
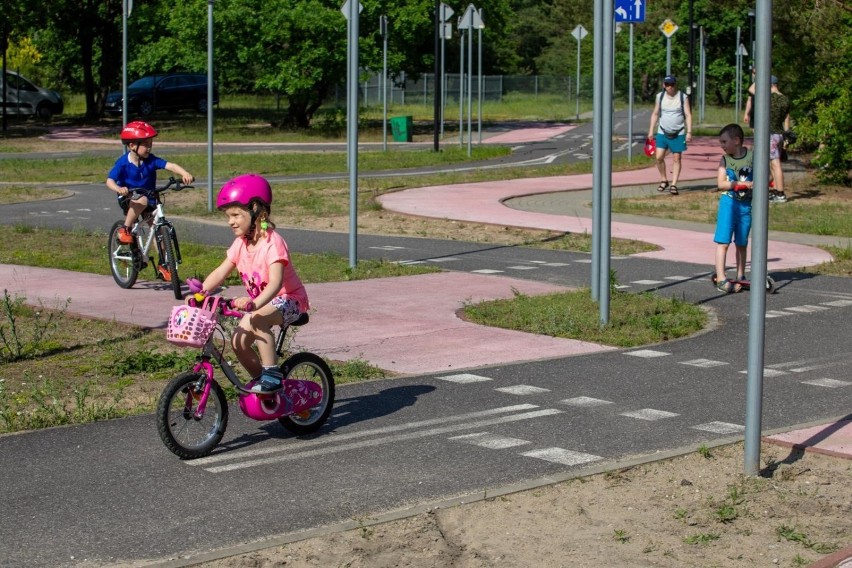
[166,297,221,348]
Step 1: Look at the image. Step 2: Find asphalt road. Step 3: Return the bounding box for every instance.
[1,115,851,566]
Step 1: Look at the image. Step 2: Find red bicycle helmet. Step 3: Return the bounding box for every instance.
[643,136,656,158]
[120,120,158,141]
[216,174,273,210]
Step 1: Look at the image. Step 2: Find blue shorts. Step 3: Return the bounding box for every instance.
[655,133,687,154]
[713,193,752,246]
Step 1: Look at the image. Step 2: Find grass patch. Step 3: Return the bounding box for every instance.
[462,287,706,347]
[0,186,70,204]
[0,299,391,434]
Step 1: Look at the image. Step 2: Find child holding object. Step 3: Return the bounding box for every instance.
[713,123,754,293]
[196,174,309,393]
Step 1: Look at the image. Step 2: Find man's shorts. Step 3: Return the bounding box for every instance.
[769,133,784,161]
[655,133,687,154]
[713,193,752,247]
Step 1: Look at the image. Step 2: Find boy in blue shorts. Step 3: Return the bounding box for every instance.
[106,121,194,245]
[713,123,754,293]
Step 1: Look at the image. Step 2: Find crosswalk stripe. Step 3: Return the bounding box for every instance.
[521,447,603,466]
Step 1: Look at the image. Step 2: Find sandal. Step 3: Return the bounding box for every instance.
[669,185,679,195]
[715,278,733,293]
[657,181,668,192]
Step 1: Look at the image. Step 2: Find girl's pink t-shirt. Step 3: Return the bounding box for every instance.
[226,231,309,311]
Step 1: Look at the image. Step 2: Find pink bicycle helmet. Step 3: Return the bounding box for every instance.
[120,120,158,141]
[216,174,273,210]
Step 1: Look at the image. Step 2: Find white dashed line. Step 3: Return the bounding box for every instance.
[560,396,614,407]
[495,385,551,395]
[619,409,680,421]
[624,349,670,358]
[631,280,664,285]
[692,421,745,434]
[821,300,852,307]
[738,368,788,377]
[438,373,493,384]
[784,305,830,313]
[506,265,538,270]
[521,447,603,466]
[471,269,504,274]
[800,378,851,388]
[449,432,531,449]
[679,359,729,368]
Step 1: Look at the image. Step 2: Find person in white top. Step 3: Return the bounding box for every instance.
[647,75,693,195]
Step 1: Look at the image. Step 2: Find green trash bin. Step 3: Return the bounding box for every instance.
[389,115,413,142]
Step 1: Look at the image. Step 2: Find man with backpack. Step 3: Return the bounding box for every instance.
[647,75,693,195]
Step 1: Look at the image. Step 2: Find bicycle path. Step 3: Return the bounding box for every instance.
[1,123,850,567]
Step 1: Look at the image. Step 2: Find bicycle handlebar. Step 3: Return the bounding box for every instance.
[128,177,194,195]
[185,279,254,315]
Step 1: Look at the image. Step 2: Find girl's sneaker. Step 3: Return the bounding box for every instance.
[250,370,283,393]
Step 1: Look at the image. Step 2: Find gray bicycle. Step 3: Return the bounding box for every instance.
[108,177,191,300]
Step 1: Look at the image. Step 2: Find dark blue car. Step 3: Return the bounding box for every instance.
[104,73,218,117]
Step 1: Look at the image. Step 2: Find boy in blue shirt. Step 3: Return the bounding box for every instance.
[105,121,194,276]
[713,123,754,293]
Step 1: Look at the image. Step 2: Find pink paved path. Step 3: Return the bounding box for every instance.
[0,266,612,375]
[379,137,832,270]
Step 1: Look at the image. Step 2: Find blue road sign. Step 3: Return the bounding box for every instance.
[615,0,645,23]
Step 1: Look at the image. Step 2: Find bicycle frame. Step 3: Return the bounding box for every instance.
[132,203,181,266]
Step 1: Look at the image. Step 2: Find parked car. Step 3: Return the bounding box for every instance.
[0,71,64,120]
[104,73,218,117]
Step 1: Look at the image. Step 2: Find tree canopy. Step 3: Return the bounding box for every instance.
[4,0,850,180]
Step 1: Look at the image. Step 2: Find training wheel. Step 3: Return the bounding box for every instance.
[766,276,776,294]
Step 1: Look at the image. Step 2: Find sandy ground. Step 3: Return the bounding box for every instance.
[198,443,851,568]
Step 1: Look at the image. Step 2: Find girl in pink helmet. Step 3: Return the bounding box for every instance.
[196,174,309,393]
[105,121,195,279]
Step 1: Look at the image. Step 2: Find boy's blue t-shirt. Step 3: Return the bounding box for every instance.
[108,153,168,193]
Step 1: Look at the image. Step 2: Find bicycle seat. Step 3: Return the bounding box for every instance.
[291,313,309,327]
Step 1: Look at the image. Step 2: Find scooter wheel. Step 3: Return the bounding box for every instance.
[766,276,776,294]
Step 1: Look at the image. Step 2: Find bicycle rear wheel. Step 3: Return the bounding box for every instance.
[108,221,140,289]
[156,371,229,459]
[278,352,335,435]
[157,225,182,300]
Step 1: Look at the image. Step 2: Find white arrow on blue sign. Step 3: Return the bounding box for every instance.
[615,0,645,23]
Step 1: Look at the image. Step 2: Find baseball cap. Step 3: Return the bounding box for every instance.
[663,75,677,84]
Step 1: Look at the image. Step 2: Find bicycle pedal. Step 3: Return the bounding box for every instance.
[293,410,311,419]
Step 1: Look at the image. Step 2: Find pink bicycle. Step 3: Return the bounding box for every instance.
[156,282,335,459]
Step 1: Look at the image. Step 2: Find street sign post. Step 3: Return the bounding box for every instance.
[615,0,645,23]
[571,24,588,120]
[660,18,678,74]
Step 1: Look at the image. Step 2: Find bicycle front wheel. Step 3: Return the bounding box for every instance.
[278,352,335,435]
[108,221,139,289]
[157,225,182,300]
[156,372,229,459]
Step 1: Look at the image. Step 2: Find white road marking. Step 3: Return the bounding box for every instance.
[738,368,788,377]
[204,408,563,473]
[439,373,493,384]
[679,359,729,368]
[449,432,531,449]
[369,245,406,251]
[664,275,692,281]
[471,269,504,274]
[784,305,829,313]
[691,421,745,434]
[821,300,852,307]
[496,385,551,395]
[631,280,664,285]
[506,265,538,270]
[624,349,669,358]
[560,396,614,407]
[801,378,851,388]
[619,409,680,421]
[426,257,461,263]
[191,404,537,467]
[521,447,603,466]
[766,310,792,318]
